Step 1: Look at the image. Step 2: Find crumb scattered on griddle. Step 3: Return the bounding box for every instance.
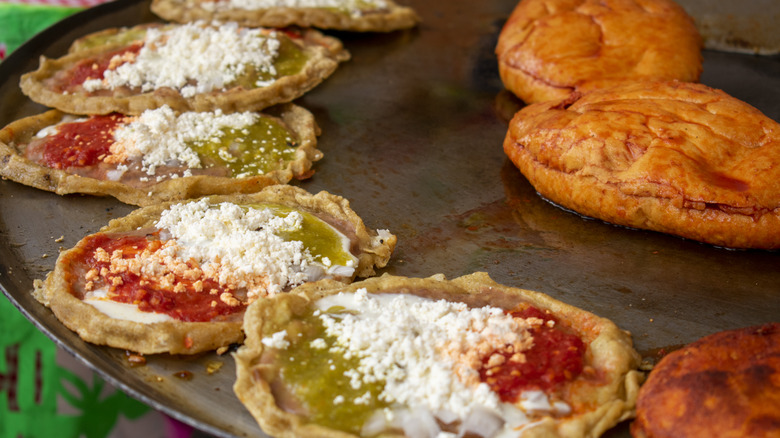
[206,361,223,375]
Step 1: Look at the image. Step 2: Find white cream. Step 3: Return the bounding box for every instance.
[84,288,173,323]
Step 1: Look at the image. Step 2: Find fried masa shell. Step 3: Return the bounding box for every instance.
[19,23,350,115]
[150,0,420,32]
[32,185,398,355]
[496,0,702,104]
[234,272,643,438]
[503,80,780,249]
[0,103,322,206]
[631,323,780,438]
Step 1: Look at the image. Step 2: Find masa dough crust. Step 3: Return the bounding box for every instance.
[33,185,398,355]
[234,272,643,438]
[0,103,322,206]
[20,23,350,115]
[151,0,420,32]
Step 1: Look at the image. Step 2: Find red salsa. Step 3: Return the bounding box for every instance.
[64,43,142,88]
[39,114,123,169]
[480,305,585,403]
[74,232,246,322]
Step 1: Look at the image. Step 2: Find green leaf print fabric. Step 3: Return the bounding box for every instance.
[1,295,152,437]
[0,3,202,436]
[0,2,81,60]
[0,2,157,436]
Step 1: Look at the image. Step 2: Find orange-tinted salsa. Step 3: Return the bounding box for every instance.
[76,232,246,322]
[480,306,585,402]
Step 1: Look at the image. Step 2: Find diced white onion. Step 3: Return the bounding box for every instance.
[519,390,552,414]
[328,265,356,277]
[398,408,441,438]
[434,409,459,425]
[458,407,504,438]
[105,168,127,181]
[552,401,572,416]
[361,409,391,437]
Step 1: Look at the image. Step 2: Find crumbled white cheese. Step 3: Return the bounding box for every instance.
[155,199,312,296]
[111,106,259,175]
[316,290,525,416]
[311,290,571,438]
[354,391,372,405]
[310,338,328,349]
[261,330,290,349]
[83,22,280,97]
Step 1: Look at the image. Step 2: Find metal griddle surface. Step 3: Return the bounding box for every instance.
[1,0,778,437]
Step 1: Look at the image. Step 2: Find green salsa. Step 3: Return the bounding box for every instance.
[79,27,309,89]
[248,204,356,268]
[239,34,309,87]
[278,309,389,434]
[72,26,155,51]
[189,117,297,178]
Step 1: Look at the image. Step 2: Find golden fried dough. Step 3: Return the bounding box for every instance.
[503,80,780,249]
[632,323,780,438]
[496,0,702,104]
[20,23,350,115]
